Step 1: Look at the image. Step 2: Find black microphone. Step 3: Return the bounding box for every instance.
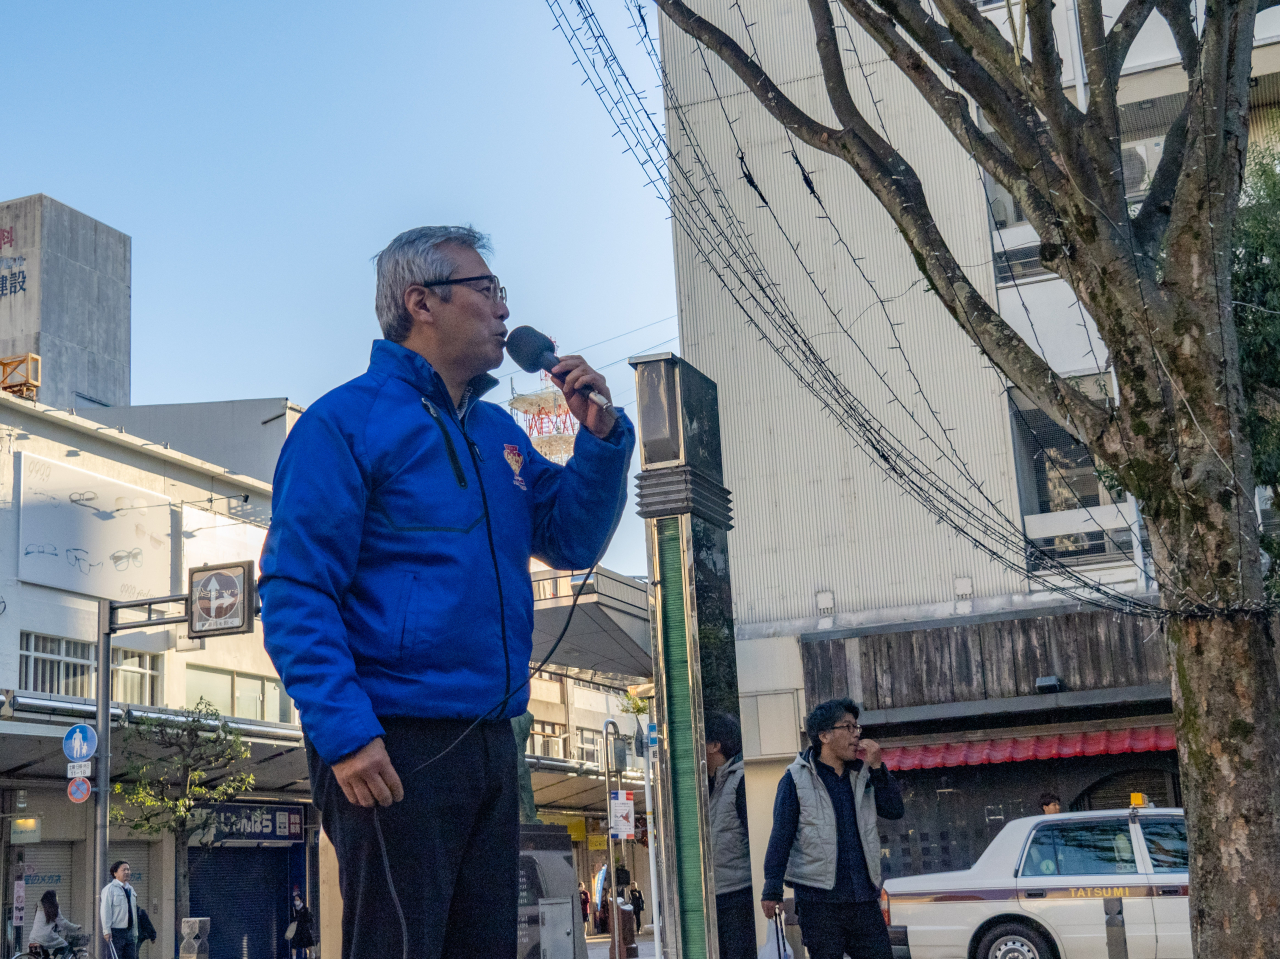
[505,325,614,411]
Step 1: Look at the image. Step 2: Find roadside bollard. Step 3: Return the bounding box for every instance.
[179,917,210,959]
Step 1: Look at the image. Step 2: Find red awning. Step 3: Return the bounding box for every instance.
[882,725,1176,771]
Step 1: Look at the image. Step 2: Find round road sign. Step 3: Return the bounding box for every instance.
[67,777,91,803]
[63,724,97,761]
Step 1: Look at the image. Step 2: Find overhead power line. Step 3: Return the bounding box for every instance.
[546,0,1183,618]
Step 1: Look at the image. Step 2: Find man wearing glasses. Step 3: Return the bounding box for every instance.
[761,698,904,959]
[261,226,634,958]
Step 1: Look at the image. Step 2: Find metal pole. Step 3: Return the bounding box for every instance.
[603,720,622,959]
[95,599,113,945]
[643,715,661,958]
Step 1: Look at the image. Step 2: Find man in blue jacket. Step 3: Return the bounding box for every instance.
[761,698,904,959]
[261,225,634,959]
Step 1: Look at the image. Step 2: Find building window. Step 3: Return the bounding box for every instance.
[19,632,160,705]
[994,245,1050,284]
[528,721,565,759]
[19,632,94,698]
[112,649,161,707]
[187,665,293,724]
[576,728,600,765]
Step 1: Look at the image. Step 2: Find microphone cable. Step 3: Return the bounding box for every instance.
[373,562,601,959]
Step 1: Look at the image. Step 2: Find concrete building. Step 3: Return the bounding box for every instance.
[0,390,308,959]
[0,195,131,410]
[88,398,304,484]
[654,0,1280,944]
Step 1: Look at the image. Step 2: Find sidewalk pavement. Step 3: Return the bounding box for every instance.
[586,929,657,958]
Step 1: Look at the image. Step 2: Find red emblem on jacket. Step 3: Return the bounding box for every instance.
[504,444,527,490]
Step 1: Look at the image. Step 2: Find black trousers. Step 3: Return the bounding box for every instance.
[797,900,893,959]
[308,717,519,959]
[108,929,137,959]
[716,887,757,959]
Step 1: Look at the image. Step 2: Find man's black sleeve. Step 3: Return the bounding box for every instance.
[735,776,749,838]
[871,765,905,820]
[761,771,799,901]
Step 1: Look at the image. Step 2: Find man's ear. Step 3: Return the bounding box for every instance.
[403,285,436,329]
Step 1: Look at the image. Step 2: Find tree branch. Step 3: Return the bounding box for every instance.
[1024,0,1101,195]
[655,0,843,144]
[836,0,1059,231]
[658,0,1115,451]
[1106,0,1161,83]
[849,0,1059,182]
[1156,0,1201,74]
[807,0,862,128]
[1132,102,1191,254]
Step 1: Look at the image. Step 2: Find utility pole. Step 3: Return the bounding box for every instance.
[93,592,197,942]
[94,600,112,946]
[642,715,661,958]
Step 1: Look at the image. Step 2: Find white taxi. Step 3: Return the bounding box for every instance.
[882,802,1190,959]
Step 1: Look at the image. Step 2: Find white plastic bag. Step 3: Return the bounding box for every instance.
[758,912,795,959]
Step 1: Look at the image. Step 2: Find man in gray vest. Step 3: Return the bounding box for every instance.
[761,698,904,959]
[705,712,754,959]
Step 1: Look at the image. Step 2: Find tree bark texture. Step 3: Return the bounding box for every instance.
[653,0,1280,953]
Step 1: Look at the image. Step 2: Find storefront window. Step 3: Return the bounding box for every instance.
[187,665,233,715]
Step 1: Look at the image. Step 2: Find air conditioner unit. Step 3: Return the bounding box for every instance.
[1121,136,1165,197]
[990,197,1010,229]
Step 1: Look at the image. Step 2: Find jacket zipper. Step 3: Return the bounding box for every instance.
[421,397,468,488]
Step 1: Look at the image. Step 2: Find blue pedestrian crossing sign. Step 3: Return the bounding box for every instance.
[63,724,97,761]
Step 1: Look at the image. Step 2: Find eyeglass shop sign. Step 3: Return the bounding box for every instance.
[210,804,304,843]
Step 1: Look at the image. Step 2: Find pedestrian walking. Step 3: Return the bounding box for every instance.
[100,860,140,959]
[761,698,905,959]
[261,225,633,959]
[704,711,753,959]
[627,882,645,931]
[30,890,80,959]
[288,890,315,959]
[579,882,591,928]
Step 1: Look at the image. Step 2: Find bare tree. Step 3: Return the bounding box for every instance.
[655,0,1279,952]
[111,699,255,937]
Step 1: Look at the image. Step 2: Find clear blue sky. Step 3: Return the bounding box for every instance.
[4,1,675,576]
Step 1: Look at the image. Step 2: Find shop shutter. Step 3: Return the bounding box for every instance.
[1078,768,1172,811]
[22,843,74,931]
[111,842,153,915]
[189,847,291,959]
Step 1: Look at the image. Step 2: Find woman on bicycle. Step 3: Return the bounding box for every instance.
[29,890,81,958]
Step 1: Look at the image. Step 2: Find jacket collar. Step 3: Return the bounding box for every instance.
[368,340,499,413]
[712,754,744,788]
[796,748,865,781]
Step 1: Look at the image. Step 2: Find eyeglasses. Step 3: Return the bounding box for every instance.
[829,722,862,735]
[419,273,507,304]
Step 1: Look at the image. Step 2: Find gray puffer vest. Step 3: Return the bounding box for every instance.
[783,751,883,890]
[709,756,752,894]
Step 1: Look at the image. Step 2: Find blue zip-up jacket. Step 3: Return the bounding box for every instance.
[260,340,635,763]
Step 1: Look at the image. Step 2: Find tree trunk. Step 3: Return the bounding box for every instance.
[175,827,192,945]
[1168,611,1280,956]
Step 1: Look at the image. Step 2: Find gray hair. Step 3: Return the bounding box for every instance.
[374,226,492,343]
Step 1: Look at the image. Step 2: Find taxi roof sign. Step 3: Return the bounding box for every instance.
[188,560,257,638]
[1130,792,1152,807]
